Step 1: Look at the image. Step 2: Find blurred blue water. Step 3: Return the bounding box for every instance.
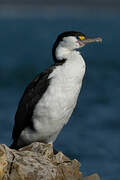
[0,8,120,180]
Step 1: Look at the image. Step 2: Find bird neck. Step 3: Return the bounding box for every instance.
[52,44,81,63]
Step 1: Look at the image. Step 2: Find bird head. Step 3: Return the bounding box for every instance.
[52,31,102,62]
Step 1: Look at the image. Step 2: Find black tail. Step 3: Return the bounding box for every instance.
[9,141,19,150]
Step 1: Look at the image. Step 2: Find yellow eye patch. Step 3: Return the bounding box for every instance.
[79,36,85,40]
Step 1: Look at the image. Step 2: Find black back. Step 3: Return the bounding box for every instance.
[11,62,65,148]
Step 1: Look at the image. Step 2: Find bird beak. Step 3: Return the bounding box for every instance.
[82,37,102,44]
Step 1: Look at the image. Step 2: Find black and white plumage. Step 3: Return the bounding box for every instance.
[10,31,102,149]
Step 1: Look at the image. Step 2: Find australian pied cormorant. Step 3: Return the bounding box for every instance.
[10,31,102,149]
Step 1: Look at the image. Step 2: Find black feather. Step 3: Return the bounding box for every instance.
[11,62,65,149]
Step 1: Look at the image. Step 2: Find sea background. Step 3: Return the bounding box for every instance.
[0,2,120,180]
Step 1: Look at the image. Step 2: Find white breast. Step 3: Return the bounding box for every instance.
[20,51,86,144]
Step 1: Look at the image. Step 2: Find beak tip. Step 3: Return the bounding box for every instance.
[96,37,102,43]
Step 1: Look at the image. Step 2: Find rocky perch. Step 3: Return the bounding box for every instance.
[0,142,100,180]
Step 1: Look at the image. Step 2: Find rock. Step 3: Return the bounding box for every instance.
[83,174,100,180]
[0,142,100,180]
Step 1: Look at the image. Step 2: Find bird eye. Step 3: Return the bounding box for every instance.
[77,36,85,40]
[80,36,85,40]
